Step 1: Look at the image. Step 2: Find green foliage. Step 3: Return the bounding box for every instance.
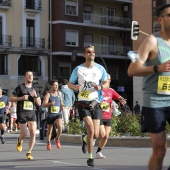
[65,118,86,135]
[65,114,170,137]
[166,121,170,134]
[110,116,120,136]
[112,114,141,136]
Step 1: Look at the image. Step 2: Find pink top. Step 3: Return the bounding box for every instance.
[100,88,120,119]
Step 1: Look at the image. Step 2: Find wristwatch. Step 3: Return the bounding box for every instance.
[101,85,104,90]
[153,65,158,73]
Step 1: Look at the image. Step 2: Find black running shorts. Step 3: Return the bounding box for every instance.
[77,101,102,120]
[141,106,170,133]
[17,111,36,124]
[0,114,6,124]
[46,114,62,125]
[100,119,112,127]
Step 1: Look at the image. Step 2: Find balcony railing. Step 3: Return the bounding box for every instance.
[84,13,131,28]
[20,37,45,49]
[25,0,41,11]
[84,43,131,56]
[0,0,12,9]
[0,35,12,46]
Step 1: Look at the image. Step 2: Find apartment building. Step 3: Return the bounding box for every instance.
[0,0,49,96]
[132,0,170,107]
[50,0,133,108]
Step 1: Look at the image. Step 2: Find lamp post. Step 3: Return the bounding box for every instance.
[71,51,108,72]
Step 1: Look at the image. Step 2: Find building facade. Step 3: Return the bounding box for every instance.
[0,0,49,96]
[50,0,133,108]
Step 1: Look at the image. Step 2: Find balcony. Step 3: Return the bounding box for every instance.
[24,0,41,13]
[0,0,12,9]
[20,37,45,49]
[0,35,12,47]
[84,43,131,58]
[83,13,131,30]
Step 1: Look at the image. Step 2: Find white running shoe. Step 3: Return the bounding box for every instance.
[96,152,106,159]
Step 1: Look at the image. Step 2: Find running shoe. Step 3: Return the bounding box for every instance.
[47,143,52,150]
[1,137,5,144]
[81,134,87,154]
[54,139,61,149]
[26,152,33,160]
[96,152,106,159]
[86,158,95,167]
[16,138,23,152]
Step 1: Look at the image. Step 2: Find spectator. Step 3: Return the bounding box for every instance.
[133,101,140,114]
[9,102,18,132]
[61,79,75,129]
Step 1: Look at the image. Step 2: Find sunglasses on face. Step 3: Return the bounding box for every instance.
[162,13,170,18]
[86,50,95,54]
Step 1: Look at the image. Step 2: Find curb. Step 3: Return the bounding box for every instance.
[36,130,170,147]
[60,134,170,147]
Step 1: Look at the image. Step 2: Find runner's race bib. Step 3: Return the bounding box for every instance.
[0,101,5,109]
[50,106,59,113]
[78,90,91,99]
[100,102,110,112]
[23,101,33,110]
[157,76,170,95]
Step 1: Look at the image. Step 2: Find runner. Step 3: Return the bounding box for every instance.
[68,45,108,167]
[10,71,41,160]
[42,79,64,150]
[96,74,126,159]
[0,87,11,144]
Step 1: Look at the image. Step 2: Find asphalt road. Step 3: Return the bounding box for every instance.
[0,131,170,170]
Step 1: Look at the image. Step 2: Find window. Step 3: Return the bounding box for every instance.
[101,36,116,55]
[84,34,93,47]
[84,5,92,23]
[0,54,7,75]
[66,30,78,46]
[100,7,115,25]
[59,63,71,78]
[18,55,41,76]
[26,0,35,9]
[26,19,35,47]
[65,0,78,16]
